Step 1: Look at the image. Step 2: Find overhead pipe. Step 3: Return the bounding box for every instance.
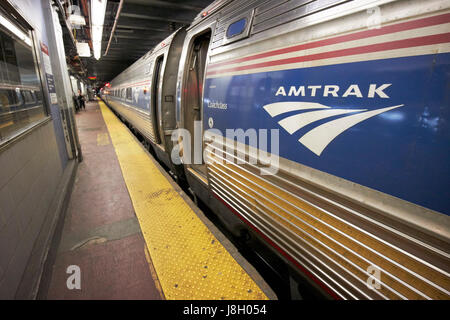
[104,0,123,56]
[80,0,92,50]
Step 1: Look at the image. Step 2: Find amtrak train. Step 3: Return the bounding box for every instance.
[101,0,450,299]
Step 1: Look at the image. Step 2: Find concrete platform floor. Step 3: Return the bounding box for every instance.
[41,101,163,299]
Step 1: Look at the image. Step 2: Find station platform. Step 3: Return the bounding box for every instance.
[39,100,275,300]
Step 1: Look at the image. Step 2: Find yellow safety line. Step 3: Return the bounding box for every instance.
[144,247,165,300]
[98,101,268,300]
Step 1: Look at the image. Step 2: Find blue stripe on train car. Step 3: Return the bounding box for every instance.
[111,87,150,110]
[132,87,151,110]
[203,53,450,215]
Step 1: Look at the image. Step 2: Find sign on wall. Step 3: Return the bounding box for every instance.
[40,41,58,105]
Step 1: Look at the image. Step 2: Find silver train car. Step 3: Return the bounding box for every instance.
[102,0,450,299]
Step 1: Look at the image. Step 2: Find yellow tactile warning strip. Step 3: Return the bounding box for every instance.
[144,247,165,300]
[98,101,269,300]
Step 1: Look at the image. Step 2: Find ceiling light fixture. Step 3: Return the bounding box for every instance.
[69,14,86,26]
[91,0,108,60]
[76,42,91,57]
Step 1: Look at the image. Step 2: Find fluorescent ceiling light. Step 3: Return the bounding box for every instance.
[69,14,86,26]
[0,14,32,46]
[76,42,91,57]
[91,0,108,60]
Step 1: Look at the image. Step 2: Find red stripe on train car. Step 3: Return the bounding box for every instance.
[208,13,450,70]
[206,32,450,76]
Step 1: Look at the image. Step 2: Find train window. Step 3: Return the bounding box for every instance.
[30,90,37,102]
[0,88,19,110]
[0,11,46,143]
[222,10,254,45]
[226,18,247,38]
[22,90,34,103]
[35,90,42,103]
[126,87,132,100]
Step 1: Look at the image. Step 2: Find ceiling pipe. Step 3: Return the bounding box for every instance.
[80,0,92,50]
[104,0,123,56]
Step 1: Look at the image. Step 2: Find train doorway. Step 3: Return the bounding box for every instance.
[182,30,211,177]
[152,55,164,145]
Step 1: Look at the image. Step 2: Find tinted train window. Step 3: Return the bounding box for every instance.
[0,12,46,143]
[0,88,19,109]
[22,90,34,103]
[222,11,254,46]
[226,18,247,38]
[126,87,132,100]
[35,90,42,103]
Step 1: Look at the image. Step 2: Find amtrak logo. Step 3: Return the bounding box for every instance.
[263,102,404,156]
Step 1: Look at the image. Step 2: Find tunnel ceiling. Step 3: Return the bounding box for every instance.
[65,0,215,86]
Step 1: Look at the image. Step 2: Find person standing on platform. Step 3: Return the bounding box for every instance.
[73,94,79,112]
[77,89,85,111]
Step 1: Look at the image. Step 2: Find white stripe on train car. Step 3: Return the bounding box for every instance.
[263,103,404,156]
[206,13,450,78]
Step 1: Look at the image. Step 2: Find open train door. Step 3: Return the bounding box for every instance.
[180,29,212,181]
[151,55,164,145]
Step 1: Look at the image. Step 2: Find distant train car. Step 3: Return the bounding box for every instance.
[103,0,450,299]
[103,27,187,180]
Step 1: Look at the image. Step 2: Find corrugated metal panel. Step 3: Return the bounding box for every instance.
[108,99,156,144]
[252,0,351,35]
[192,0,232,23]
[211,0,264,49]
[255,0,291,15]
[210,0,352,49]
[205,141,450,299]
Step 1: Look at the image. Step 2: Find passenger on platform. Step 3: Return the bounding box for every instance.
[77,89,85,111]
[73,94,79,112]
